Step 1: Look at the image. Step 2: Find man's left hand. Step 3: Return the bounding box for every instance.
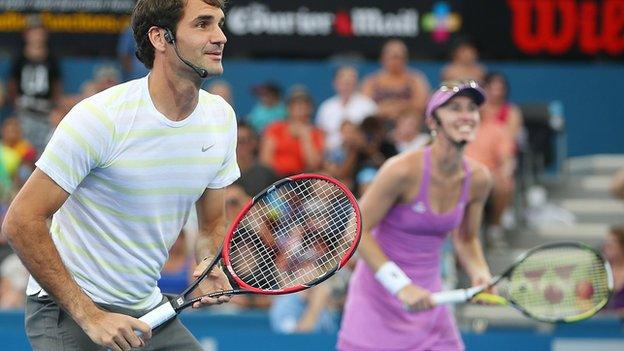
[191,258,232,308]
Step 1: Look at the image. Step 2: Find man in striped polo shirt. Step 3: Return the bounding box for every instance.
[2,1,239,350]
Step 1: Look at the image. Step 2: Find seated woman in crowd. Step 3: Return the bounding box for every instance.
[440,38,487,83]
[361,39,430,121]
[260,86,324,177]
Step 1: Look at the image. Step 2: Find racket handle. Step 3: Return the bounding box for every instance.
[431,286,482,305]
[138,301,177,330]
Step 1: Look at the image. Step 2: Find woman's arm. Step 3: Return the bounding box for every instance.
[453,164,493,286]
[299,128,324,172]
[357,157,409,271]
[258,132,276,168]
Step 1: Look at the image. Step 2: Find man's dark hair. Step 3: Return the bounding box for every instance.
[132,0,226,69]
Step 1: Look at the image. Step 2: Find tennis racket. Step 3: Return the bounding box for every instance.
[139,173,361,330]
[431,242,613,323]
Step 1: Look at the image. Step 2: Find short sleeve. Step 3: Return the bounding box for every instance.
[207,102,241,189]
[36,100,114,194]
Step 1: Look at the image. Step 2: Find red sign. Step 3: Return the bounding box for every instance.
[509,0,624,55]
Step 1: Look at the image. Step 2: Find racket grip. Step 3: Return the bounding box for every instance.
[138,302,177,330]
[431,286,482,305]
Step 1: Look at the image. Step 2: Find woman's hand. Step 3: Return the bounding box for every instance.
[396,284,434,311]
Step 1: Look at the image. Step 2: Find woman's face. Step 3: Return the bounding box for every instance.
[603,232,624,263]
[485,76,508,102]
[288,99,312,122]
[432,95,481,144]
[381,42,408,74]
[454,44,478,64]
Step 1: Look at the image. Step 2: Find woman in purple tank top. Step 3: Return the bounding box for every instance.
[338,81,494,351]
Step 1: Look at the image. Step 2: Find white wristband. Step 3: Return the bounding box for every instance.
[375,261,412,295]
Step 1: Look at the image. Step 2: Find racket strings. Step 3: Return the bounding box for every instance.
[508,247,610,321]
[229,178,358,291]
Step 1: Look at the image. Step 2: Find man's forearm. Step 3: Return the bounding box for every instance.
[194,222,226,263]
[4,217,99,324]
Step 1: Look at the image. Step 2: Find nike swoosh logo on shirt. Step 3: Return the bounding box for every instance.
[202,144,214,152]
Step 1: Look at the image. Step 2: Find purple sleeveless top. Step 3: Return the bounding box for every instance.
[338,147,471,351]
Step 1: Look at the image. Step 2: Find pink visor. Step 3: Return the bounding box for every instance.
[425,80,486,120]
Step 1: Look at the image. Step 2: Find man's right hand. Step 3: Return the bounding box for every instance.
[396,284,434,312]
[79,308,151,351]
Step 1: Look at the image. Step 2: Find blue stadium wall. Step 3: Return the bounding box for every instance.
[1,59,622,157]
[0,310,622,351]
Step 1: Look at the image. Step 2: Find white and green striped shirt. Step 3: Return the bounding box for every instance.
[26,76,240,310]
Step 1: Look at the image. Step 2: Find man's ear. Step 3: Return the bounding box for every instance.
[148,26,167,53]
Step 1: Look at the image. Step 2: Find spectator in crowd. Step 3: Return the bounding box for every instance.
[0,253,29,309]
[234,122,278,197]
[355,167,378,198]
[355,116,398,173]
[45,99,73,143]
[0,141,21,201]
[157,229,194,295]
[322,120,365,189]
[316,65,377,151]
[81,65,122,98]
[1,117,37,187]
[270,283,336,333]
[610,168,624,200]
[221,183,272,311]
[7,15,62,155]
[603,224,624,314]
[247,82,287,134]
[206,79,234,107]
[0,81,5,114]
[464,104,515,249]
[392,109,431,153]
[260,86,324,177]
[222,183,272,310]
[361,39,430,120]
[441,38,487,83]
[480,72,524,149]
[117,25,149,81]
[324,116,397,192]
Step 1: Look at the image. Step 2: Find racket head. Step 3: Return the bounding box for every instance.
[221,173,361,295]
[503,241,613,323]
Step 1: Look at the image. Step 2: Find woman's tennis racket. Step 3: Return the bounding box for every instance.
[139,174,361,330]
[432,242,613,323]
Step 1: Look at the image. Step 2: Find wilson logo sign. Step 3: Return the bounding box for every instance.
[508,0,624,55]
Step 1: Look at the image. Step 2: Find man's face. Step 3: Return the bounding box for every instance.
[236,126,257,158]
[175,0,227,77]
[334,68,358,97]
[24,27,48,46]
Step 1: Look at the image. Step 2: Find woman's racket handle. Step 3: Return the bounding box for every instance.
[138,302,177,330]
[432,286,482,305]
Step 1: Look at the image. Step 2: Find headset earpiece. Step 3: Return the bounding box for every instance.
[164,28,175,44]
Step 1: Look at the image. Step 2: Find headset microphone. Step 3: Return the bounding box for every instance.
[164,28,209,79]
